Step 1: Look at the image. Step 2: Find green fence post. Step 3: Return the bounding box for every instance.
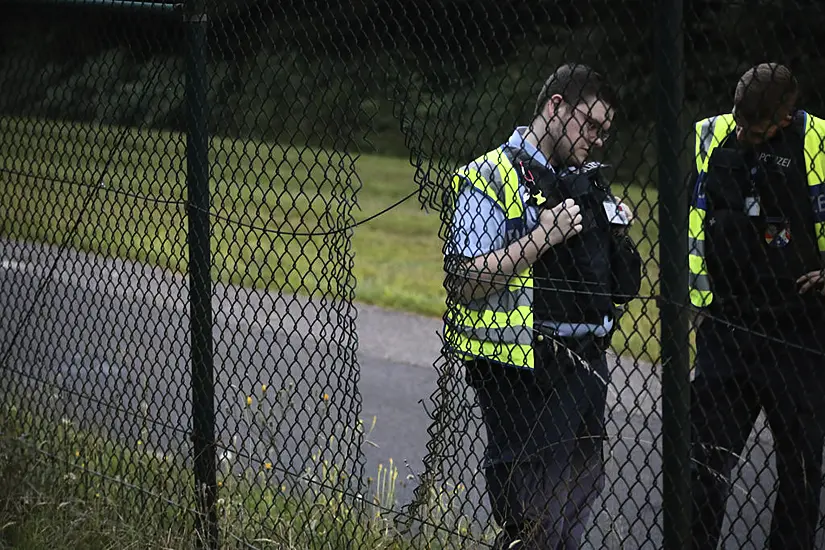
[656,0,690,548]
[184,0,218,548]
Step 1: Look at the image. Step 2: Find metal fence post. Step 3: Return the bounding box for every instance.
[184,0,218,548]
[656,0,690,548]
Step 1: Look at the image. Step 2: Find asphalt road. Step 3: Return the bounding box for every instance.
[1,237,820,549]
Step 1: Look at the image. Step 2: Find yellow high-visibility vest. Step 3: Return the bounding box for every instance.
[688,111,825,309]
[444,146,535,369]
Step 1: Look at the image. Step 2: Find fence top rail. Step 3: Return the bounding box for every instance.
[1,0,181,12]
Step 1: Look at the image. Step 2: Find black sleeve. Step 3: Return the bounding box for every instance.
[689,158,699,213]
[610,233,642,304]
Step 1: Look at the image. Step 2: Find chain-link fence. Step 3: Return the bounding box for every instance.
[2,0,825,548]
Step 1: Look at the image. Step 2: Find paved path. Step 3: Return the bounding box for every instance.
[0,237,820,549]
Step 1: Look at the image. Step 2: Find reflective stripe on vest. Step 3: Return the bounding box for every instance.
[444,146,535,369]
[688,114,735,308]
[803,112,825,258]
[688,111,825,309]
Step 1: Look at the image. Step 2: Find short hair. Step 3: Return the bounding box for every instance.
[733,63,798,125]
[533,63,615,118]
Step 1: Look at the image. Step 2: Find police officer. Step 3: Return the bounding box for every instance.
[687,63,825,549]
[443,63,642,549]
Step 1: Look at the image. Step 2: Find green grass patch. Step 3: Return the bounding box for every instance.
[0,405,199,549]
[0,116,663,363]
[0,401,493,549]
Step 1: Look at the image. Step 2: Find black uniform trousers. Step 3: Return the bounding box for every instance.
[467,335,609,550]
[689,315,825,550]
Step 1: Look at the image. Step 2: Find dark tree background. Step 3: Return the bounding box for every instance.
[0,0,823,183]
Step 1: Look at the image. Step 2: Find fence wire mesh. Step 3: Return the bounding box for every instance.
[2,0,825,549]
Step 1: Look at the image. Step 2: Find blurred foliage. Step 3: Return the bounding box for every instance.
[0,0,823,185]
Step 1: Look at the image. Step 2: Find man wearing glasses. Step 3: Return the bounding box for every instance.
[443,63,642,549]
[688,62,825,549]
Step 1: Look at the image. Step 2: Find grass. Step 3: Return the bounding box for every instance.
[0,115,664,363]
[0,405,198,549]
[0,394,494,550]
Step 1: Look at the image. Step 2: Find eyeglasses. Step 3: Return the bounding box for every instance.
[570,105,611,143]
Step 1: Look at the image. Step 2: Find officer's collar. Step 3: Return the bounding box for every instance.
[507,127,557,174]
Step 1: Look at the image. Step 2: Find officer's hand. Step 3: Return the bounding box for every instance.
[610,197,635,236]
[797,269,825,295]
[616,198,635,224]
[540,198,583,246]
